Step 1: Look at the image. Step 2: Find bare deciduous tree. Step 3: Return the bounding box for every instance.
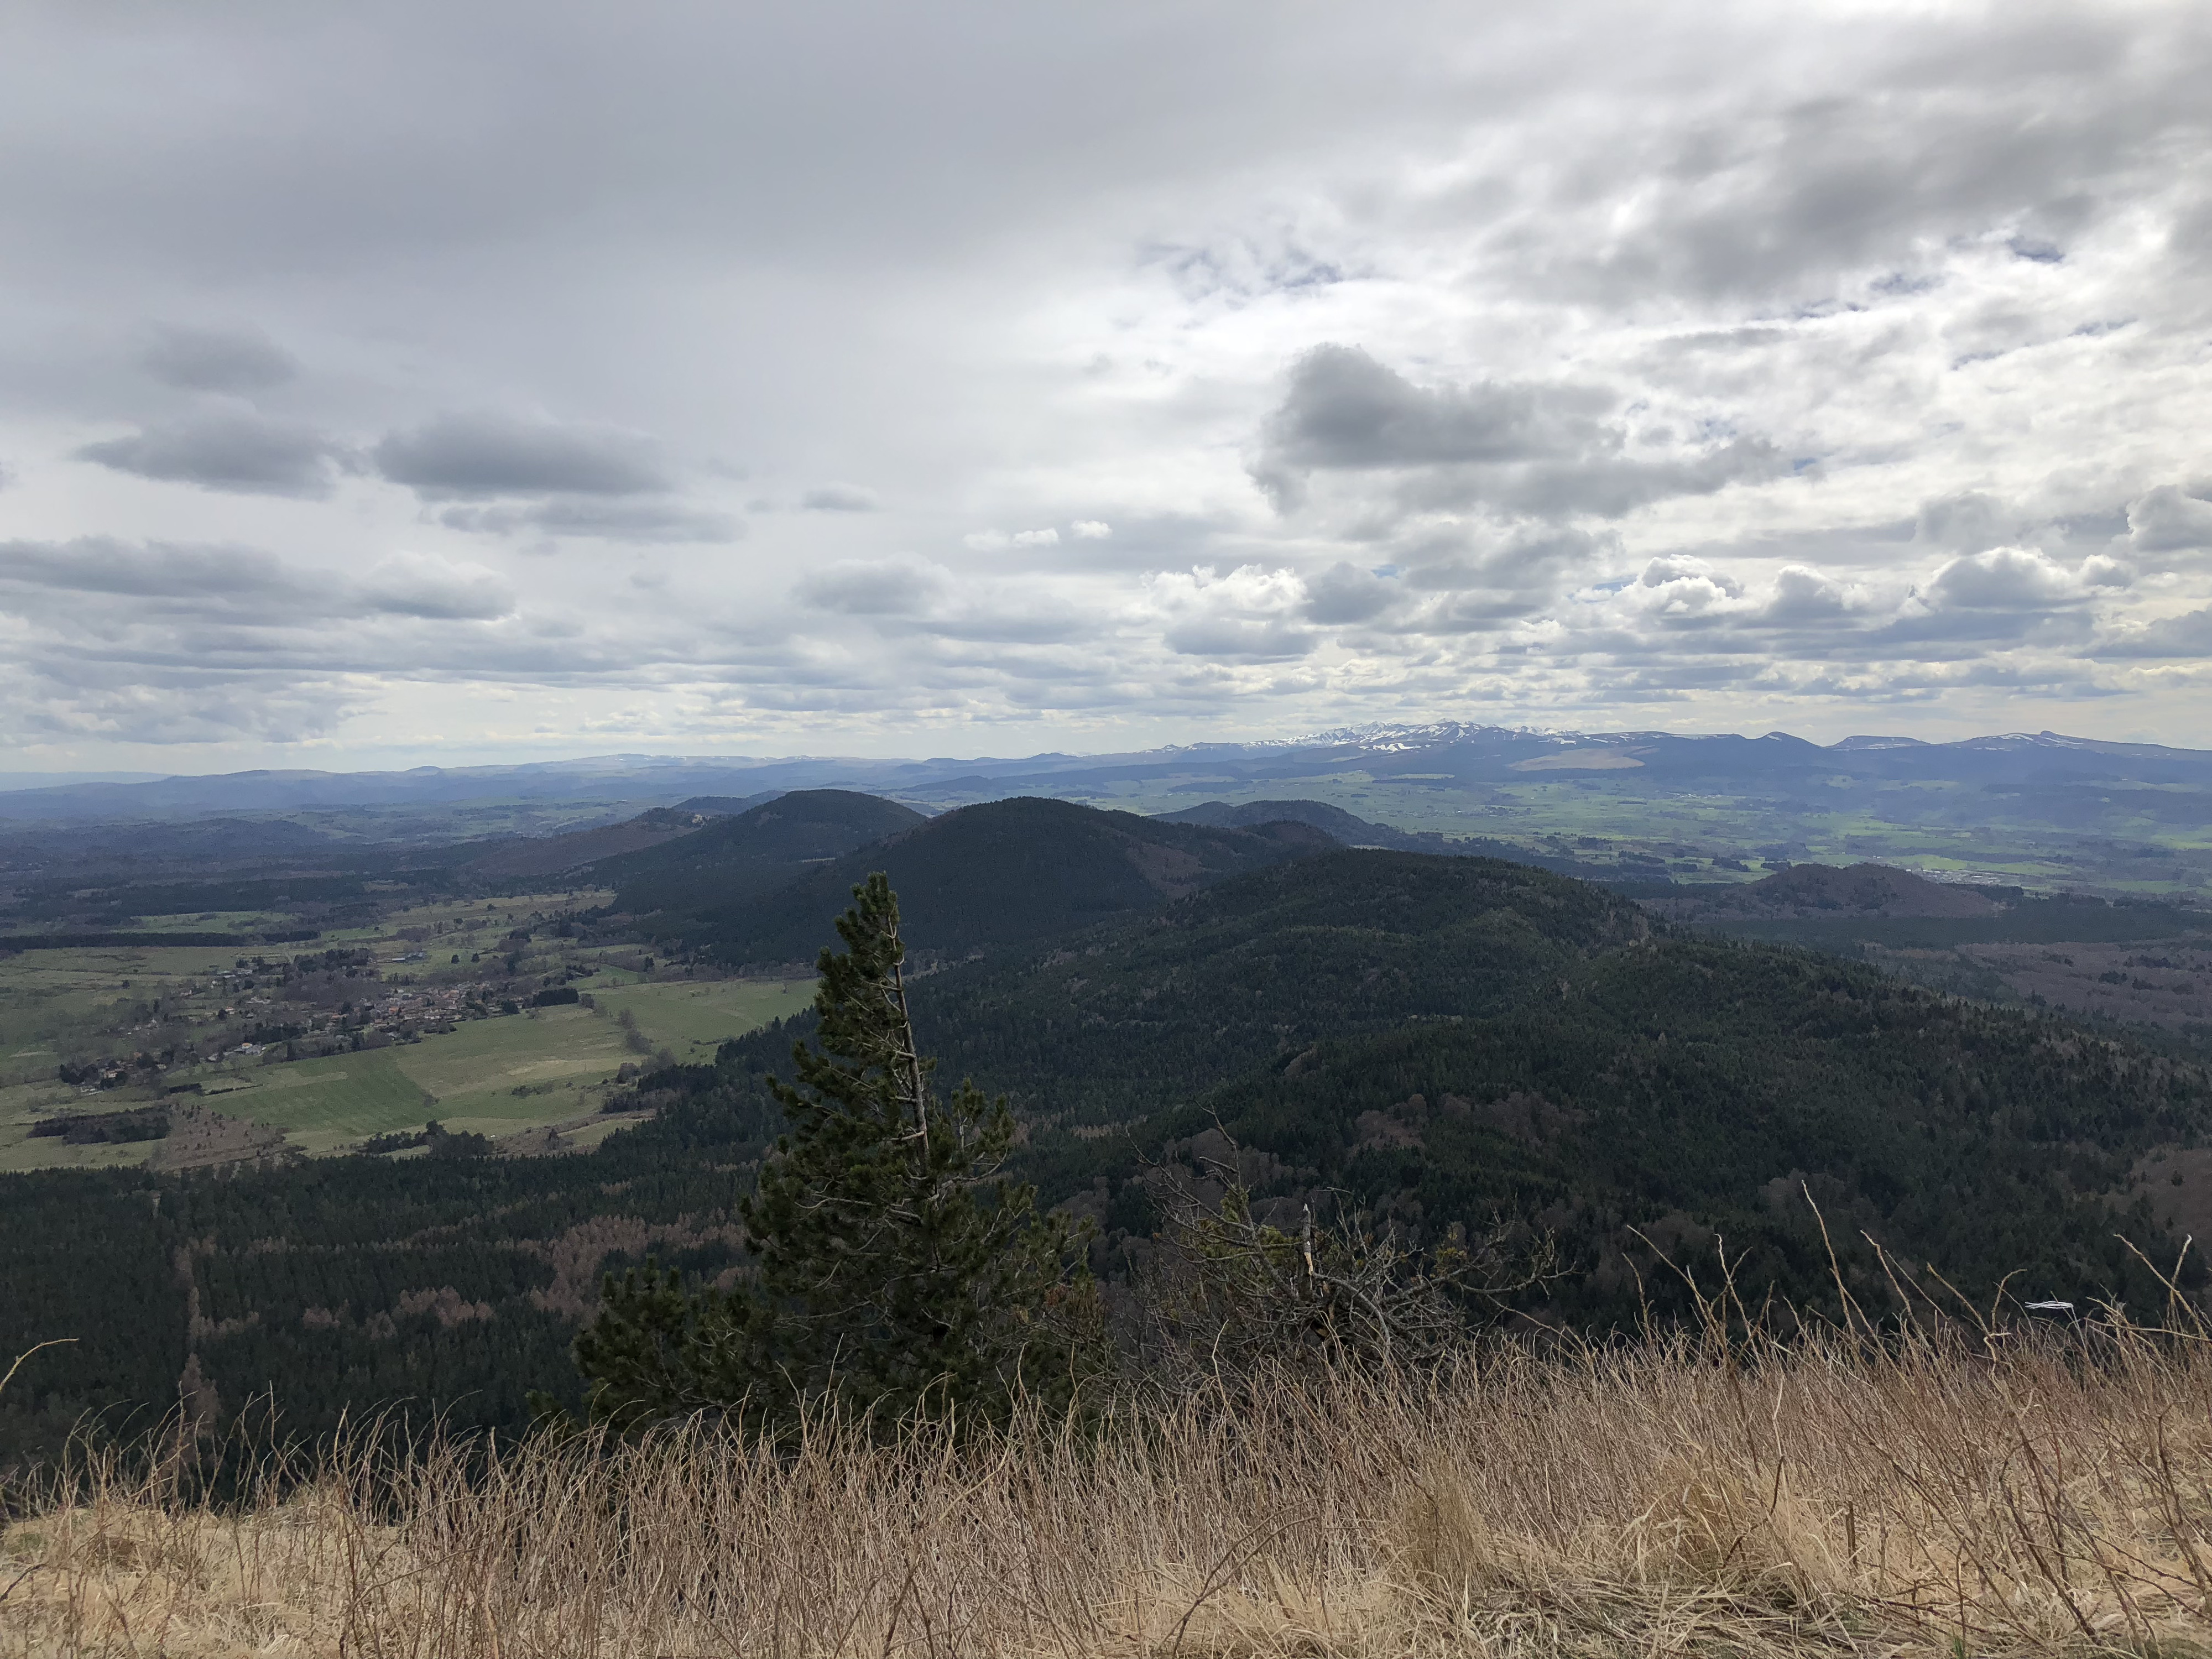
[1130,1141,1552,1385]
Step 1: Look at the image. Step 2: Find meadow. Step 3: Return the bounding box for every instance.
[227,979,810,1152]
[9,1314,2212,1658]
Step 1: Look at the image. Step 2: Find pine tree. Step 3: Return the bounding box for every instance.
[553,873,1097,1434]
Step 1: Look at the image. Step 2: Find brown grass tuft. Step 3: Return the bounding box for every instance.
[10,1320,2212,1656]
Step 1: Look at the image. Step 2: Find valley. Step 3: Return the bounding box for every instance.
[3,747,2212,1476]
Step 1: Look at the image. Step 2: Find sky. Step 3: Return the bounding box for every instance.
[2,0,2209,773]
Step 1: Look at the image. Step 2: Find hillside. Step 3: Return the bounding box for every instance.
[463,805,716,880]
[846,851,1648,1125]
[601,789,927,922]
[3,845,2206,1469]
[1155,797,1416,844]
[708,850,2208,1320]
[1155,797,1608,874]
[666,795,1335,966]
[1659,861,2006,920]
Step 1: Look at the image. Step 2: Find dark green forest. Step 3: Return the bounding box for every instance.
[4,846,2208,1474]
[614,794,1334,965]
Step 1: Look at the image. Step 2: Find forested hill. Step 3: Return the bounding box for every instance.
[4,847,2208,1473]
[643,795,1334,966]
[601,789,926,921]
[800,851,1652,1126]
[712,849,2211,1321]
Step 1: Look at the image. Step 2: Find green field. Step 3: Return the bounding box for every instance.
[592,978,810,1057]
[0,1082,161,1173]
[206,979,811,1152]
[0,972,812,1165]
[0,874,825,1168]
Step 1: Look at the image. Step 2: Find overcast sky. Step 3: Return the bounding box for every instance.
[3,0,2209,771]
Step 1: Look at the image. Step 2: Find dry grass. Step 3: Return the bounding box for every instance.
[9,1322,2212,1658]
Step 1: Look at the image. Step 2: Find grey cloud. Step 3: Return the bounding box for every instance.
[1162,617,1316,660]
[1763,566,1853,622]
[1303,561,1397,624]
[138,324,298,392]
[1255,345,1607,509]
[1254,345,1781,520]
[436,499,742,543]
[912,611,1087,647]
[0,671,364,747]
[2122,486,2212,555]
[0,537,513,624]
[354,552,516,620]
[2096,607,2212,660]
[800,483,879,512]
[1404,526,1615,593]
[1914,493,2022,554]
[795,557,950,616]
[0,536,307,609]
[374,414,670,499]
[1531,16,2200,305]
[77,410,343,497]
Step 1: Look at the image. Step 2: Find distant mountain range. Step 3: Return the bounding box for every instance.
[3,724,2209,823]
[6,722,2209,902]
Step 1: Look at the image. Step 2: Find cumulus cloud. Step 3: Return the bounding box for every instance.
[1924,546,2084,611]
[373,414,670,499]
[77,410,345,497]
[2097,606,2212,660]
[1148,565,1316,660]
[137,324,298,393]
[1763,565,1859,623]
[1252,345,1782,520]
[1303,561,1397,625]
[2121,485,2212,556]
[1071,520,1112,540]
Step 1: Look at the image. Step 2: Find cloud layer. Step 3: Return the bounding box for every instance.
[1,0,2208,764]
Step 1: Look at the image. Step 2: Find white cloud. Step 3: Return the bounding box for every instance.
[1146,564,1317,660]
[1071,520,1112,539]
[1926,547,2084,612]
